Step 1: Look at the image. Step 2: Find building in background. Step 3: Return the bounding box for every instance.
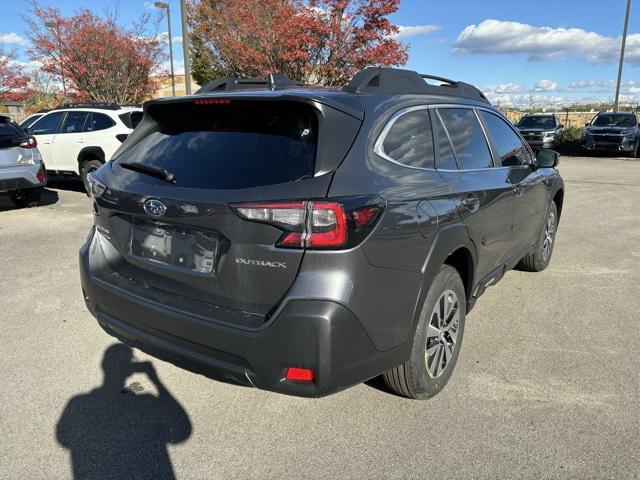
[1,100,25,121]
[151,74,200,98]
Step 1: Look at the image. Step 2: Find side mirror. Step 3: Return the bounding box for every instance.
[585,123,590,127]
[535,148,559,168]
[559,124,564,128]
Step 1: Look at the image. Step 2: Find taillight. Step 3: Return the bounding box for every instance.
[19,136,37,149]
[231,199,383,250]
[36,166,47,185]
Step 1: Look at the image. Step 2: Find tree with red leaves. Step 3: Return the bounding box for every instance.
[25,4,165,104]
[189,0,408,86]
[0,46,29,101]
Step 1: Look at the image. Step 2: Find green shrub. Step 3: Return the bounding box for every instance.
[562,125,583,142]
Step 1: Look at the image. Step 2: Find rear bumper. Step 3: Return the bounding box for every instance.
[0,163,45,192]
[80,236,405,398]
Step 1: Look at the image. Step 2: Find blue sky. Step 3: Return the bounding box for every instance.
[1,0,638,106]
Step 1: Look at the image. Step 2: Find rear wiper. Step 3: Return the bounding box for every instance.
[119,161,176,184]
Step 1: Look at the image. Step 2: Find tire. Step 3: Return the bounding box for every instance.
[517,202,558,272]
[9,187,43,208]
[383,265,466,399]
[81,158,103,194]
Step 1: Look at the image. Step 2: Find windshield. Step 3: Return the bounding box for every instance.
[592,114,637,127]
[116,101,318,190]
[518,116,556,129]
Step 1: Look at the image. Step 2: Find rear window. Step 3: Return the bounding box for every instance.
[0,119,22,136]
[117,101,318,189]
[0,119,25,148]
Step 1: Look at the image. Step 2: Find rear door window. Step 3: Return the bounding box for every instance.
[85,113,116,132]
[116,101,318,190]
[438,108,493,170]
[61,111,90,134]
[379,109,434,169]
[479,111,532,166]
[30,112,65,135]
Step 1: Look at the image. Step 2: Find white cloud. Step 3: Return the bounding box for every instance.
[0,32,28,46]
[484,83,522,94]
[535,79,557,92]
[394,24,441,40]
[157,32,183,45]
[453,19,640,66]
[567,80,596,91]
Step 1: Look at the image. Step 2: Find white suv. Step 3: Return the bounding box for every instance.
[25,104,143,190]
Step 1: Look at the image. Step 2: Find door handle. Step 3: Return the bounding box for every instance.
[76,139,85,144]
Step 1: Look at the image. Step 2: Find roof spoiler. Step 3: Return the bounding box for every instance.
[197,74,304,93]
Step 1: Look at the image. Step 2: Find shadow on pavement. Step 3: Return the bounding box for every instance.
[47,176,86,193]
[0,188,59,212]
[56,344,192,480]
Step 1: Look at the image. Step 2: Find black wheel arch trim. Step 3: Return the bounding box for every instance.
[78,146,106,168]
[407,224,478,343]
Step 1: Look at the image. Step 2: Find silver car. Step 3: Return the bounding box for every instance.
[0,115,47,208]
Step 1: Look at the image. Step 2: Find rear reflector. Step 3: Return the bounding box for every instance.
[285,367,315,382]
[36,166,46,185]
[231,199,382,250]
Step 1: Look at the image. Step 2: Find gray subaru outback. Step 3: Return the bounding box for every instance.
[80,68,564,399]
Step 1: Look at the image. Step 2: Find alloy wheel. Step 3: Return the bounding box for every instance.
[425,289,460,378]
[542,211,556,262]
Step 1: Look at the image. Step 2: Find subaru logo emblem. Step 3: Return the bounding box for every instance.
[143,199,167,217]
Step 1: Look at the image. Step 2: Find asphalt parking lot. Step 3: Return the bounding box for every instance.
[1,156,639,479]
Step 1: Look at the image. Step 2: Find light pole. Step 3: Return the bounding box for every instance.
[44,21,67,96]
[180,0,192,95]
[155,2,176,97]
[614,0,632,112]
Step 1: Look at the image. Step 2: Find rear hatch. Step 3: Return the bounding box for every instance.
[91,95,362,327]
[0,118,31,167]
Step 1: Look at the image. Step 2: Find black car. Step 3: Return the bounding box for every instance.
[80,68,564,399]
[517,113,564,149]
[582,112,640,156]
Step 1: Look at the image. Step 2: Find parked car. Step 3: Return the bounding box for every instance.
[80,68,564,399]
[24,103,143,191]
[0,115,46,208]
[19,110,49,130]
[516,113,564,149]
[582,111,640,156]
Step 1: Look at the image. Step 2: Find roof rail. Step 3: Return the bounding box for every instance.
[197,73,302,93]
[55,102,123,110]
[343,67,489,103]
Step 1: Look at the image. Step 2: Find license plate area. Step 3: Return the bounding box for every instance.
[130,218,219,274]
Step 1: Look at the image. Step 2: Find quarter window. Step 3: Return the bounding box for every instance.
[380,109,434,169]
[438,108,493,170]
[479,111,532,166]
